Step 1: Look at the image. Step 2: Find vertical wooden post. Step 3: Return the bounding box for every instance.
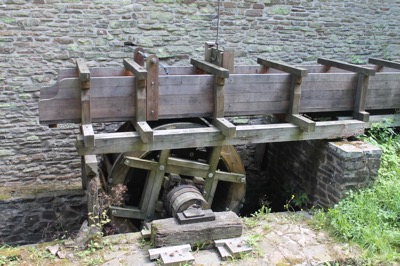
[76,58,99,226]
[191,48,237,206]
[354,74,370,122]
[257,58,315,132]
[123,58,154,143]
[146,55,159,121]
[141,149,170,221]
[318,58,375,122]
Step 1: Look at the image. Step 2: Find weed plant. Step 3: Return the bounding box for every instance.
[314,122,400,263]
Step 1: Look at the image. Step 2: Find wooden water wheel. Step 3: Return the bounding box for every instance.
[100,118,246,230]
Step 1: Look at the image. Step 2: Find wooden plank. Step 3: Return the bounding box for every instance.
[167,157,210,171]
[204,146,222,204]
[353,73,370,122]
[81,124,95,147]
[123,59,147,80]
[109,206,146,220]
[190,58,229,78]
[257,58,308,77]
[214,76,225,118]
[215,118,236,138]
[215,171,245,183]
[124,156,158,170]
[146,55,159,121]
[39,72,400,124]
[76,120,366,155]
[204,41,216,62]
[82,154,99,226]
[288,114,316,132]
[369,58,400,70]
[134,47,145,66]
[134,121,154,143]
[288,76,302,115]
[76,58,90,82]
[368,114,400,128]
[318,58,375,76]
[151,211,242,248]
[143,149,170,220]
[83,154,98,176]
[222,49,235,73]
[81,89,91,125]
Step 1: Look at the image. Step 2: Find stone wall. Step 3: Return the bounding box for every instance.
[1,0,399,187]
[255,140,382,211]
[0,0,397,244]
[0,187,86,245]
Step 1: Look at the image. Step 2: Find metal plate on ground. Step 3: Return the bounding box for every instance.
[176,209,215,224]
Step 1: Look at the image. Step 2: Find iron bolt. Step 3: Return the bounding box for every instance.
[240,177,245,183]
[111,210,117,215]
[208,173,213,178]
[151,58,157,64]
[159,165,165,171]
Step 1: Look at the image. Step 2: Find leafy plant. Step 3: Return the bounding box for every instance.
[284,192,309,212]
[313,123,400,263]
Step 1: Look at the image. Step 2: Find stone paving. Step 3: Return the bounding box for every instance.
[99,212,360,266]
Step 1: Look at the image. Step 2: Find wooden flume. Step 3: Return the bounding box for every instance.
[39,44,400,226]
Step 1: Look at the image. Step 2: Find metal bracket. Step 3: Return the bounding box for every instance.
[176,209,215,224]
[149,244,194,266]
[214,237,252,260]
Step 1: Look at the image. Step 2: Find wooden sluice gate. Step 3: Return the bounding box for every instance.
[39,44,400,237]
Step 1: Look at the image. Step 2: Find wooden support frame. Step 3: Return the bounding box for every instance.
[146,55,160,121]
[77,58,91,125]
[190,59,229,78]
[318,58,376,122]
[76,120,366,155]
[134,47,145,66]
[81,124,94,147]
[123,58,154,143]
[258,58,315,132]
[369,58,400,71]
[76,59,99,225]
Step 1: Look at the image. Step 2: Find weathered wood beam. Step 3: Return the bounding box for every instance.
[288,114,316,132]
[109,206,146,220]
[124,156,158,170]
[134,47,145,66]
[146,55,159,121]
[76,58,90,83]
[167,157,210,171]
[123,59,147,80]
[215,118,236,138]
[39,73,400,124]
[337,114,400,128]
[369,58,400,70]
[141,149,170,221]
[222,49,235,73]
[257,58,308,77]
[81,124,95,147]
[215,170,245,184]
[82,155,99,225]
[151,211,242,248]
[318,58,375,76]
[190,58,229,78]
[134,121,154,143]
[76,120,365,154]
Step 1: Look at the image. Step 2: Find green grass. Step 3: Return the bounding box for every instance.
[313,122,400,263]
